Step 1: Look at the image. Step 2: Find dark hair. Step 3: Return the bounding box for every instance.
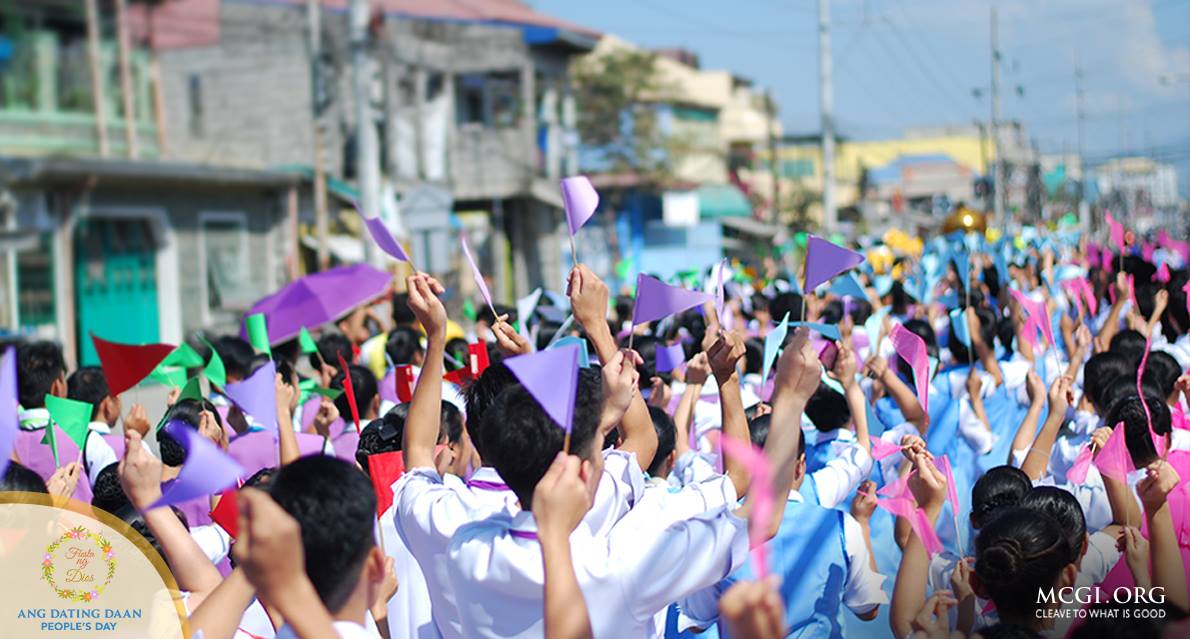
[949,308,996,363]
[67,366,110,420]
[1019,486,1085,564]
[311,333,353,372]
[242,467,276,490]
[0,461,48,493]
[1082,352,1131,412]
[332,365,378,421]
[385,327,424,367]
[770,292,804,326]
[975,508,1071,619]
[970,465,1032,529]
[743,339,763,376]
[646,406,675,477]
[481,369,601,508]
[441,401,464,445]
[91,463,130,516]
[895,319,938,382]
[1106,394,1171,468]
[748,414,804,458]
[16,341,65,408]
[463,362,518,461]
[445,338,470,371]
[1141,350,1180,400]
[356,404,409,472]
[268,456,377,613]
[1108,330,1147,368]
[212,336,256,382]
[805,382,850,432]
[391,293,416,327]
[1161,272,1190,339]
[158,399,221,467]
[995,316,1016,354]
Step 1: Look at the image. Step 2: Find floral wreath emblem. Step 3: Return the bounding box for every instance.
[41,525,117,603]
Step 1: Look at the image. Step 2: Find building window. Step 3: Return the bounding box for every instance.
[201,214,253,319]
[455,72,521,128]
[780,159,815,178]
[188,73,204,137]
[16,233,55,328]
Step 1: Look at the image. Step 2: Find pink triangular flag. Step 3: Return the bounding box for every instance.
[878,469,914,499]
[890,323,930,413]
[804,235,865,292]
[878,496,943,556]
[721,435,775,580]
[1142,243,1155,262]
[460,233,494,311]
[560,176,599,236]
[1094,422,1135,482]
[1106,211,1125,252]
[936,455,960,512]
[632,274,714,326]
[870,437,902,461]
[1078,279,1099,317]
[504,344,580,433]
[1067,444,1094,483]
[1009,290,1054,350]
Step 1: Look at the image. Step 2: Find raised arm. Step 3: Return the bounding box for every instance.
[889,451,948,639]
[1008,371,1047,464]
[119,431,223,607]
[276,374,301,465]
[1137,460,1188,610]
[1093,273,1130,353]
[187,569,257,639]
[537,453,595,639]
[403,274,448,470]
[569,265,657,470]
[707,331,750,497]
[673,353,710,458]
[968,307,1003,388]
[834,339,870,454]
[865,355,927,434]
[1020,376,1072,481]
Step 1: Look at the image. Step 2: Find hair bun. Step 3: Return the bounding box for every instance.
[980,538,1024,580]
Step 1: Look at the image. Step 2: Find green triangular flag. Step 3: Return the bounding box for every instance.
[462,298,477,322]
[160,343,204,369]
[43,395,93,467]
[245,313,272,356]
[178,376,203,403]
[150,365,187,388]
[200,337,227,389]
[298,327,318,354]
[310,386,343,401]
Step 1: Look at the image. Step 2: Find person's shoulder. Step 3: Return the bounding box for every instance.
[448,512,516,549]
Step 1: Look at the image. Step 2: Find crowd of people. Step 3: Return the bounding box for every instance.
[4,226,1190,639]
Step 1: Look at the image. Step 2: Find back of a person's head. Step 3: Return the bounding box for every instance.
[463,362,518,460]
[949,307,996,362]
[158,399,216,467]
[332,364,378,419]
[480,369,601,508]
[67,366,110,419]
[391,293,416,327]
[91,463,131,516]
[1109,329,1147,367]
[1141,350,1180,400]
[16,341,64,409]
[1082,352,1131,412]
[1161,272,1190,340]
[1018,486,1085,564]
[748,414,771,448]
[385,327,423,366]
[743,339,763,376]
[975,508,1071,619]
[631,336,662,386]
[311,333,353,371]
[646,405,675,477]
[268,456,376,613]
[0,461,48,493]
[995,316,1016,354]
[441,401,464,445]
[805,382,850,432]
[1107,394,1171,468]
[212,336,256,382]
[970,465,1032,529]
[355,404,409,471]
[1069,601,1187,638]
[770,292,804,325]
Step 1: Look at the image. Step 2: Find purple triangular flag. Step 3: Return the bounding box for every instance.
[0,347,16,479]
[150,421,244,510]
[504,344,580,433]
[561,176,599,236]
[804,235,865,292]
[357,202,411,263]
[656,343,686,373]
[632,274,714,326]
[460,233,494,311]
[223,360,278,431]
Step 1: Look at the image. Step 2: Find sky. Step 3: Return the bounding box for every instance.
[533,0,1190,190]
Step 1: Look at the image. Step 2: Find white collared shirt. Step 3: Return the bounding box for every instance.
[801,428,874,509]
[447,501,748,638]
[379,503,440,639]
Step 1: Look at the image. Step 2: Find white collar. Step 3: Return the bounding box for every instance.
[88,421,112,435]
[786,489,805,503]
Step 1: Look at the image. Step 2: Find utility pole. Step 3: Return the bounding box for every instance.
[1075,65,1089,232]
[84,0,109,156]
[114,0,138,158]
[351,0,380,265]
[307,0,329,271]
[990,7,1005,233]
[818,0,836,234]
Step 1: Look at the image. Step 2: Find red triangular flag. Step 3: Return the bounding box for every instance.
[337,353,362,434]
[469,342,490,376]
[395,365,415,403]
[91,334,175,396]
[368,451,406,516]
[443,368,474,385]
[209,489,239,540]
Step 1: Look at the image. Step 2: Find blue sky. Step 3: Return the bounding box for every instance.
[534,0,1190,188]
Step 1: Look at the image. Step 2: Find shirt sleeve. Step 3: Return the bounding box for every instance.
[1079,531,1122,587]
[618,506,749,622]
[927,551,959,593]
[83,432,119,486]
[841,513,889,614]
[189,524,232,565]
[672,450,719,487]
[392,468,473,560]
[811,444,873,509]
[583,449,645,537]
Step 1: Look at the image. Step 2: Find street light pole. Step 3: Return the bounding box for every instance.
[990,7,1005,234]
[818,0,836,234]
